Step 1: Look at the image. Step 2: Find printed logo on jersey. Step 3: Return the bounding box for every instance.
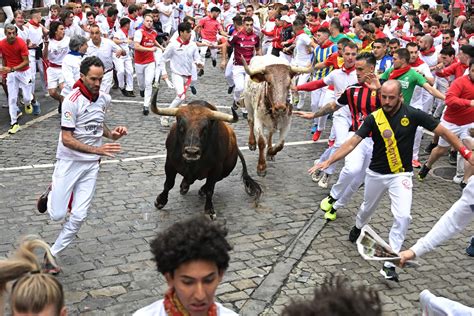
[401,117,409,126]
[63,111,72,122]
[382,129,392,139]
[399,79,409,89]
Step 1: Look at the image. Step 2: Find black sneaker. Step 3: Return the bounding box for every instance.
[424,142,437,154]
[417,164,430,181]
[37,185,52,214]
[348,226,361,243]
[232,101,239,111]
[198,69,204,77]
[242,112,248,120]
[143,107,149,116]
[227,86,234,94]
[380,266,399,282]
[127,91,136,97]
[466,237,474,257]
[140,90,145,97]
[42,254,61,275]
[460,181,467,189]
[121,88,127,96]
[190,86,197,95]
[212,59,217,67]
[112,82,118,90]
[449,150,457,165]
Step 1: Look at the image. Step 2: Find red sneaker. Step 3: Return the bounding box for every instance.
[328,139,335,147]
[412,160,421,168]
[312,130,322,142]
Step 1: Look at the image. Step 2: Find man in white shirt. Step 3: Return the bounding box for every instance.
[133,216,238,316]
[61,35,88,98]
[160,22,203,127]
[157,0,175,34]
[86,25,124,94]
[113,18,135,97]
[36,57,128,275]
[245,5,261,35]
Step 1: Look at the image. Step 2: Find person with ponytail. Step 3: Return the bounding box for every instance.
[0,237,66,316]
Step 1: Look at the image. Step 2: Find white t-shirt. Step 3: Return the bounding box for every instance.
[323,68,358,118]
[86,38,121,71]
[16,26,29,42]
[162,39,202,76]
[48,36,71,65]
[157,2,175,33]
[113,28,131,56]
[27,24,43,47]
[410,62,433,109]
[133,299,238,316]
[293,33,312,65]
[57,89,111,161]
[221,7,237,29]
[61,53,83,96]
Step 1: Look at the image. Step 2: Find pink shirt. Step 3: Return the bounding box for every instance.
[199,16,223,42]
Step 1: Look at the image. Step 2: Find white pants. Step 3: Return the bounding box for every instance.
[47,67,64,89]
[310,87,329,130]
[113,56,134,91]
[413,89,436,160]
[295,72,310,110]
[438,119,474,147]
[355,170,413,255]
[232,65,246,103]
[100,70,113,94]
[199,39,218,65]
[48,159,100,257]
[331,136,373,209]
[135,62,155,108]
[225,53,234,87]
[154,48,165,82]
[20,0,33,10]
[2,6,13,25]
[318,113,351,175]
[420,290,474,316]
[7,70,33,125]
[170,72,191,108]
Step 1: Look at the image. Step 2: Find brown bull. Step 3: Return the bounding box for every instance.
[151,93,262,219]
[241,55,311,176]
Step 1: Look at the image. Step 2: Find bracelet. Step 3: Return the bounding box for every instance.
[459,146,472,160]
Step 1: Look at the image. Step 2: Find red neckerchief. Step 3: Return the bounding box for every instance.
[320,39,333,49]
[391,15,398,21]
[127,14,136,21]
[163,289,217,316]
[73,79,99,102]
[389,65,411,80]
[432,31,441,38]
[420,46,435,56]
[342,65,355,74]
[28,19,40,27]
[269,17,275,21]
[107,16,115,29]
[295,29,305,37]
[50,15,58,21]
[76,12,83,20]
[141,25,154,33]
[395,25,403,31]
[120,27,128,35]
[362,39,371,48]
[410,57,424,67]
[420,13,427,21]
[186,0,192,5]
[177,36,190,47]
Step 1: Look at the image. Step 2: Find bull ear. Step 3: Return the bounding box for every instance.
[250,73,266,83]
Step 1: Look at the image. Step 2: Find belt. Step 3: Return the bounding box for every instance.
[49,62,62,68]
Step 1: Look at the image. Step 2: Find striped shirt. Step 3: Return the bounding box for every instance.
[312,43,337,80]
[337,84,381,131]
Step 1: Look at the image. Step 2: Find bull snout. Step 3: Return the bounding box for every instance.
[183,146,201,161]
[274,103,287,114]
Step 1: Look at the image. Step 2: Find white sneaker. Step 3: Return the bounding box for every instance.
[160,117,169,127]
[311,170,323,183]
[452,175,464,184]
[318,174,331,188]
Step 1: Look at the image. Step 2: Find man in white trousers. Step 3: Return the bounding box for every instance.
[86,24,124,94]
[315,80,474,282]
[113,17,135,97]
[134,14,160,116]
[160,22,203,127]
[229,16,261,119]
[36,57,128,274]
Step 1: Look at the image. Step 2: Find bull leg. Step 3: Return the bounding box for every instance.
[180,178,195,195]
[155,163,177,209]
[199,180,217,220]
[266,131,275,161]
[248,117,256,151]
[257,134,267,177]
[268,125,290,157]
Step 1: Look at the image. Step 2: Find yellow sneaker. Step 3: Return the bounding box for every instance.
[25,103,33,114]
[8,123,20,134]
[320,195,336,212]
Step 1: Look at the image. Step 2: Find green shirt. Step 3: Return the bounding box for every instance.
[329,33,348,44]
[380,68,427,104]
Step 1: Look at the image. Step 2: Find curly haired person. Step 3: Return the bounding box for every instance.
[134,216,237,316]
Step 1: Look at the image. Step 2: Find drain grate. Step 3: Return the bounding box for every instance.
[432,166,456,180]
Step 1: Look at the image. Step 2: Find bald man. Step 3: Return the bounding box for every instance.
[315,80,474,282]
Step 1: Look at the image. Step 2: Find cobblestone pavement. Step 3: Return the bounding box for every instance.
[0,59,472,315]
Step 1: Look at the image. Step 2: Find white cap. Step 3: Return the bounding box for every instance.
[281,15,292,23]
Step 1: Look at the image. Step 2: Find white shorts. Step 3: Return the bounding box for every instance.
[47,67,64,89]
[438,118,474,147]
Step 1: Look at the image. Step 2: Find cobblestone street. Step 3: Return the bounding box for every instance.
[0,62,472,315]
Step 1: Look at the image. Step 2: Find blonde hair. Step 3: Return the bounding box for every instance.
[0,237,64,315]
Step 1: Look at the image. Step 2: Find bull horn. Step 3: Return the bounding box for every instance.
[150,88,181,116]
[290,65,313,74]
[209,110,235,123]
[242,57,265,76]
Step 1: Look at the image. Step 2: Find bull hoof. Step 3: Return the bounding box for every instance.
[154,196,167,209]
[257,169,267,177]
[207,209,217,221]
[180,186,189,195]
[267,154,275,161]
[248,143,256,151]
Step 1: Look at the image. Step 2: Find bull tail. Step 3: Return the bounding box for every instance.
[237,148,262,203]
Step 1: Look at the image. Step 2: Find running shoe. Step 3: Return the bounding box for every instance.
[227,86,234,94]
[310,124,318,134]
[452,175,463,184]
[466,237,474,257]
[242,112,248,120]
[324,208,337,221]
[161,117,169,127]
[424,142,437,154]
[42,255,61,275]
[318,173,331,188]
[320,195,336,212]
[460,181,467,189]
[140,90,145,97]
[8,123,20,134]
[348,226,361,242]
[232,101,239,111]
[25,103,33,114]
[417,164,430,181]
[312,130,322,142]
[448,150,457,165]
[37,185,52,214]
[311,170,323,183]
[412,160,421,168]
[212,59,217,67]
[143,106,149,116]
[198,69,204,77]
[380,266,399,282]
[190,86,197,95]
[32,101,41,115]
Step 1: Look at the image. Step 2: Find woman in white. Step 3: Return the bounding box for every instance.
[44,21,70,110]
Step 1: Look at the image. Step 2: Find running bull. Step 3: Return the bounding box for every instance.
[241,55,311,176]
[151,94,262,219]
